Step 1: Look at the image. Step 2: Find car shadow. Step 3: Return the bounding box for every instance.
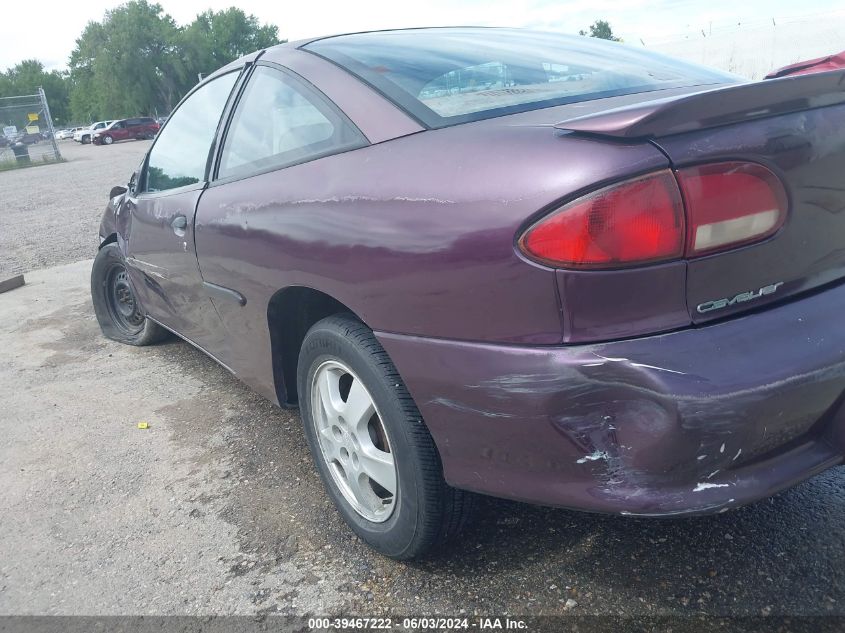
[409,472,844,615]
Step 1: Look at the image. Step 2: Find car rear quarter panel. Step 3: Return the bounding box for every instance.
[193,122,671,401]
[378,278,845,514]
[654,102,845,323]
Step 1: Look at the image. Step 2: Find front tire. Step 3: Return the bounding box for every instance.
[91,243,168,346]
[298,314,474,559]
[102,135,113,145]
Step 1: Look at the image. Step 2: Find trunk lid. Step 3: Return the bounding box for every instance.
[557,72,845,324]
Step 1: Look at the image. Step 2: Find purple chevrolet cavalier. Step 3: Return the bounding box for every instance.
[92,27,845,559]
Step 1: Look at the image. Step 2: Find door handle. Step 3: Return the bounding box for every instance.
[171,215,187,236]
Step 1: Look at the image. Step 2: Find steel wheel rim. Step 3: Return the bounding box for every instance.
[311,360,397,523]
[105,263,144,334]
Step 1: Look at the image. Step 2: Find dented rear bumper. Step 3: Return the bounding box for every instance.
[376,283,845,516]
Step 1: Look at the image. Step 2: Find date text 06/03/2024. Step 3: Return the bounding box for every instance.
[307,617,529,630]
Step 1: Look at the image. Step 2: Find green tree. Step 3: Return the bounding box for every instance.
[69,1,182,120]
[579,20,621,42]
[67,2,281,121]
[0,60,71,124]
[68,22,109,123]
[4,2,283,123]
[181,8,281,80]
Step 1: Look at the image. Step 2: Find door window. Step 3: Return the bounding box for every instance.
[217,66,365,181]
[145,71,238,193]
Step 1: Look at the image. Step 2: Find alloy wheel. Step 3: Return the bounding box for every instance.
[311,360,397,522]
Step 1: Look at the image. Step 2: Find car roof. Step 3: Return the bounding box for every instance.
[210,27,493,79]
[210,26,735,133]
[280,25,497,50]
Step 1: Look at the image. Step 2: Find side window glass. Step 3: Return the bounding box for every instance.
[217,66,365,180]
[146,71,238,192]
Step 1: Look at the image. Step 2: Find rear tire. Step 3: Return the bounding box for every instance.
[91,243,168,346]
[297,314,475,559]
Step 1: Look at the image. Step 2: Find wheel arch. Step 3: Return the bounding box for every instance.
[99,233,118,250]
[267,285,365,407]
[98,232,129,258]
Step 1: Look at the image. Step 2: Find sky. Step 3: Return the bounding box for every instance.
[1,0,841,72]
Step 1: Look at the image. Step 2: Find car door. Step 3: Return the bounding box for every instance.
[127,118,147,139]
[193,63,369,393]
[121,120,137,140]
[123,69,241,352]
[109,121,127,141]
[137,118,156,138]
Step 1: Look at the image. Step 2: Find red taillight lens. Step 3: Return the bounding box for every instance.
[518,170,685,269]
[676,162,787,256]
[518,162,788,269]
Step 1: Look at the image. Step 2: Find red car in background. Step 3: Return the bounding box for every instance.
[766,51,845,78]
[93,117,160,145]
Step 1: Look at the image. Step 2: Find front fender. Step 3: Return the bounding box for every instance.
[99,192,133,253]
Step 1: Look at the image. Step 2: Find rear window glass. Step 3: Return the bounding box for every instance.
[305,28,738,127]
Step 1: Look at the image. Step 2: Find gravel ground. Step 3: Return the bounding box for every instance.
[0,138,62,166]
[0,143,844,624]
[0,139,148,277]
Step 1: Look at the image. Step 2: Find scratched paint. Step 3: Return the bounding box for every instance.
[693,482,731,492]
[576,450,610,464]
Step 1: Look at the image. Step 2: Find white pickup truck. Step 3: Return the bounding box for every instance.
[74,121,114,144]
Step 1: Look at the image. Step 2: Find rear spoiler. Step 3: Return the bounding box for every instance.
[555,70,845,139]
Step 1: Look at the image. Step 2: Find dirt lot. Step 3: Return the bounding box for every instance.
[1,140,844,620]
[0,139,147,277]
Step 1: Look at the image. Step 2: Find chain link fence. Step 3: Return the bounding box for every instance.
[0,87,62,169]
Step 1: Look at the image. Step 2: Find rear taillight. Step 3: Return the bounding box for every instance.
[518,162,787,269]
[518,171,685,269]
[676,162,787,256]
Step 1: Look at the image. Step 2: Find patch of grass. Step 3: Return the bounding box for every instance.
[0,155,66,172]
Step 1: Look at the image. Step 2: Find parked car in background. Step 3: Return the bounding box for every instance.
[74,121,114,144]
[766,50,845,78]
[92,28,845,559]
[15,129,42,144]
[56,127,83,140]
[93,117,160,145]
